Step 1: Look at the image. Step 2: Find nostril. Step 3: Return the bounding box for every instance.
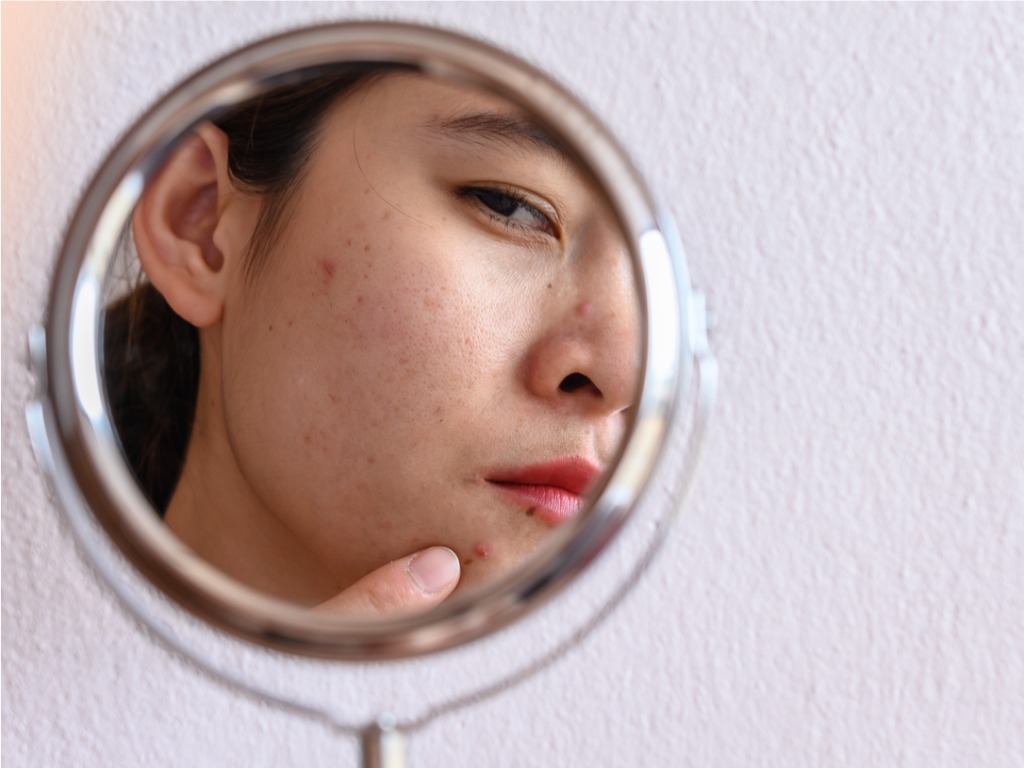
[559,372,594,393]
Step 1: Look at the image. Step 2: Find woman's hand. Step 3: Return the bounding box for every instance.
[316,546,461,618]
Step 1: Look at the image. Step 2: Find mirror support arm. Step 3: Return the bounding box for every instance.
[362,715,407,768]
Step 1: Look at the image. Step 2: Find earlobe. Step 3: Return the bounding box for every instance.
[132,123,238,328]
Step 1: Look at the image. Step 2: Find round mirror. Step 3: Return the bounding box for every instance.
[28,22,709,660]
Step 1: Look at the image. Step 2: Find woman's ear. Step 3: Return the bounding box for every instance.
[132,123,245,328]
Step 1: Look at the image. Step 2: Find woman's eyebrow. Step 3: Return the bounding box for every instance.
[425,111,576,169]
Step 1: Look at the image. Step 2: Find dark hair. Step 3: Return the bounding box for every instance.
[104,66,402,513]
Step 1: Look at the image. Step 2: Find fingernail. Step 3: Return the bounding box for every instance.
[407,547,460,594]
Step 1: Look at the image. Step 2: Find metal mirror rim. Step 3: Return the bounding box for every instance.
[28,21,695,659]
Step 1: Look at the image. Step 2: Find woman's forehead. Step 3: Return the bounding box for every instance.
[325,70,585,181]
[329,74,556,148]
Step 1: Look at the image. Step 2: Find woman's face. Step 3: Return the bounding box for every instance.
[171,73,640,604]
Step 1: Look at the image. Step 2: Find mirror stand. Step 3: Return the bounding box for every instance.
[362,716,406,768]
[24,22,718,763]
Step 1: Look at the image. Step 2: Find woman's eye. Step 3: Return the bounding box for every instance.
[462,187,558,238]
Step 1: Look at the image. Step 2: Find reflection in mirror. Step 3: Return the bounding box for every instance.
[101,66,641,618]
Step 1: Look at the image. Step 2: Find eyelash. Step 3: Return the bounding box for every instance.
[459,186,559,239]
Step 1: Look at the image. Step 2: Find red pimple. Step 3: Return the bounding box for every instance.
[474,542,493,559]
[576,301,593,318]
[322,257,337,280]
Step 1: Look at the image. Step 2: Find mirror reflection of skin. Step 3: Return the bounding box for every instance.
[129,72,640,617]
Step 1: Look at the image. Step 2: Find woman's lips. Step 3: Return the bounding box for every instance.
[486,457,602,525]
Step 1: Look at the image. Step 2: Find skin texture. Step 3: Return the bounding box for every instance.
[133,73,640,614]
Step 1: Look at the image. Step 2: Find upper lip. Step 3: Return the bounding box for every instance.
[486,457,603,496]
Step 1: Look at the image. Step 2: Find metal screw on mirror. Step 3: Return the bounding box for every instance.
[362,714,407,768]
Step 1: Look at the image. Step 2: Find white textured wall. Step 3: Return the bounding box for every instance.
[3,3,1023,766]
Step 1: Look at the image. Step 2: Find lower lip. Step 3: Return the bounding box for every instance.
[489,482,584,525]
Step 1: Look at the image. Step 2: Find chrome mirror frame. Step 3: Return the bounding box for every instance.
[26,22,712,660]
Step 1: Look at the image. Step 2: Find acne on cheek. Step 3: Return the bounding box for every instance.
[463,541,505,569]
[473,542,494,561]
[299,426,332,455]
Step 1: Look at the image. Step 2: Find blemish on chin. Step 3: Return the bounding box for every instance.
[576,301,593,318]
[474,542,493,559]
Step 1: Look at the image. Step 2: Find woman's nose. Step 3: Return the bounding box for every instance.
[523,232,641,416]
